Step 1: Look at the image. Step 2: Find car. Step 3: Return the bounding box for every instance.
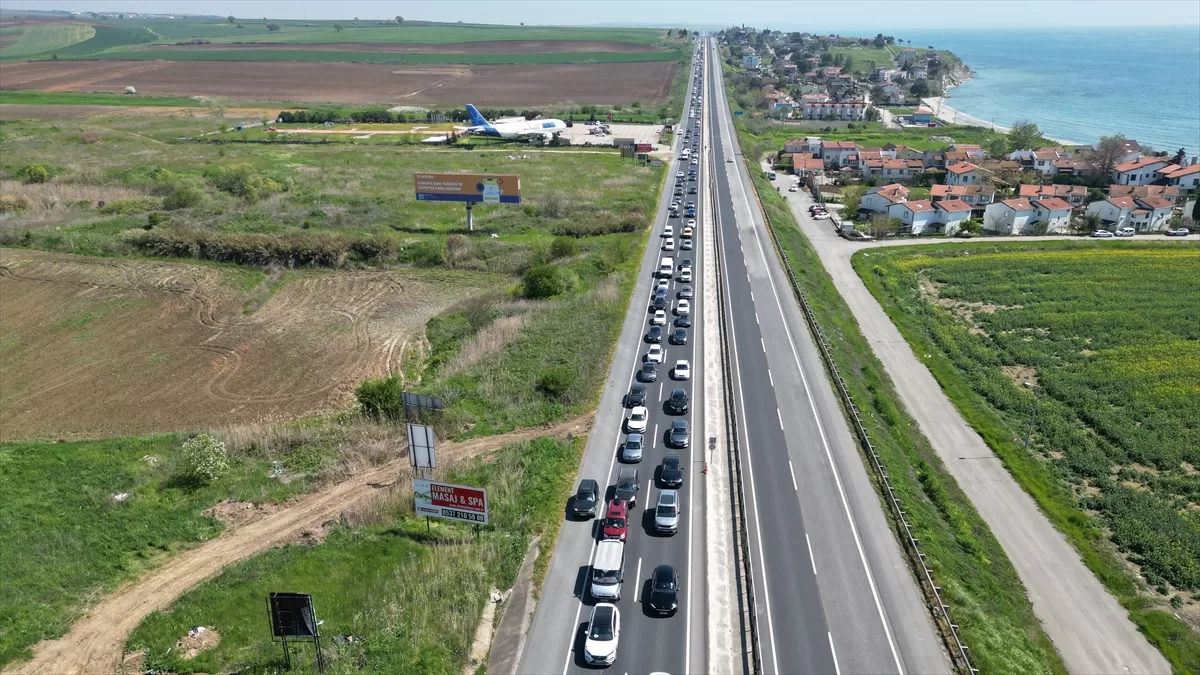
[682,226,694,238]
[659,453,685,487]
[625,382,646,407]
[726,157,734,163]
[667,420,690,448]
[788,185,798,192]
[674,312,692,328]
[680,268,693,283]
[572,478,601,518]
[647,564,680,614]
[679,258,693,270]
[670,327,689,345]
[626,406,649,433]
[1166,227,1191,236]
[812,211,830,220]
[678,285,694,299]
[651,294,667,311]
[687,219,697,227]
[663,238,675,251]
[1090,230,1115,238]
[656,278,671,292]
[675,299,691,315]
[1115,227,1136,237]
[654,492,680,536]
[667,388,689,414]
[584,604,620,666]
[681,239,693,251]
[685,201,695,208]
[689,174,697,181]
[673,360,691,380]
[615,467,640,507]
[663,224,673,238]
[676,171,684,178]
[688,186,698,194]
[638,362,658,382]
[685,208,696,217]
[652,310,667,326]
[645,325,663,345]
[808,204,825,213]
[691,158,699,165]
[644,344,663,363]
[602,499,629,541]
[622,433,644,463]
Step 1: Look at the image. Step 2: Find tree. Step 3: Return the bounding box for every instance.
[1007,119,1042,153]
[1094,134,1128,176]
[867,215,904,238]
[874,33,886,48]
[679,28,688,38]
[1172,147,1186,165]
[176,434,228,487]
[266,23,281,32]
[666,28,673,37]
[227,15,235,24]
[983,134,1008,158]
[909,78,930,98]
[1193,198,1200,225]
[396,15,404,23]
[333,23,343,32]
[536,366,576,402]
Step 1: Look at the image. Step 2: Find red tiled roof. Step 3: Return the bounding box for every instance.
[824,141,859,150]
[792,157,824,171]
[901,199,935,213]
[868,183,910,203]
[1163,164,1200,177]
[913,107,933,115]
[936,199,973,213]
[951,144,982,151]
[883,159,909,169]
[1019,184,1086,198]
[1106,196,1138,210]
[1001,198,1035,211]
[1137,196,1174,210]
[946,162,980,175]
[1112,156,1169,173]
[944,151,970,162]
[1033,197,1072,211]
[1109,184,1181,199]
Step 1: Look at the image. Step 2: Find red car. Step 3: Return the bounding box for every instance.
[602,500,629,541]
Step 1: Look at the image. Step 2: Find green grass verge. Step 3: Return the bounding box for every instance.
[724,82,1067,673]
[0,432,333,667]
[0,90,274,108]
[0,24,94,60]
[126,434,582,675]
[852,242,1200,674]
[96,48,682,65]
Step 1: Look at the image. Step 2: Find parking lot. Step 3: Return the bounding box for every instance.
[561,122,667,151]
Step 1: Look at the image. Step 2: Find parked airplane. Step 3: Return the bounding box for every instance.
[457,104,567,140]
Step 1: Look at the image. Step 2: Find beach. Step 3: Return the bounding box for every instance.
[921,96,1079,145]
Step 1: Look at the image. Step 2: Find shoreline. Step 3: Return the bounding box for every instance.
[920,95,1081,146]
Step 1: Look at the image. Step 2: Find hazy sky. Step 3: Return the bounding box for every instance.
[5,0,1199,30]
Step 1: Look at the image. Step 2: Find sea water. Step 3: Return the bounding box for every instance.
[903,27,1200,154]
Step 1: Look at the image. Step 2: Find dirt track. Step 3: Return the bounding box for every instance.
[147,39,665,54]
[3,414,593,675]
[0,60,676,106]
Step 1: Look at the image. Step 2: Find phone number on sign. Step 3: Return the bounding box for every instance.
[441,508,486,523]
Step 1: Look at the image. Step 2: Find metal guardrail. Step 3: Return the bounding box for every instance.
[744,163,980,674]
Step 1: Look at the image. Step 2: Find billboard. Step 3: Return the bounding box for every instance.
[414,480,489,525]
[414,173,520,204]
[635,143,653,152]
[613,137,636,147]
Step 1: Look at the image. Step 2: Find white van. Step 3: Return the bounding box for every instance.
[591,540,625,600]
[681,148,691,161]
[658,256,675,278]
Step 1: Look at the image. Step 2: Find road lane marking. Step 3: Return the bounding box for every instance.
[653,424,658,448]
[789,461,798,491]
[806,533,817,575]
[755,311,760,324]
[659,382,664,399]
[635,557,643,601]
[761,337,766,353]
[829,632,841,674]
[777,408,784,429]
[768,369,774,387]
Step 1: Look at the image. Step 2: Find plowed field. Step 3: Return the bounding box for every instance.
[0,60,676,106]
[0,249,484,440]
[147,39,665,53]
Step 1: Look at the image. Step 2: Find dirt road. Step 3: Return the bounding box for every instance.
[4,415,592,675]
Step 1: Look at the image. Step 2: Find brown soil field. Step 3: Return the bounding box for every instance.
[0,249,485,440]
[0,104,284,120]
[0,60,676,106]
[148,39,664,54]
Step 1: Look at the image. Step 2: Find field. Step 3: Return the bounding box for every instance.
[855,242,1200,670]
[0,249,490,440]
[828,45,895,76]
[98,47,681,65]
[144,39,667,54]
[0,22,93,59]
[0,59,678,106]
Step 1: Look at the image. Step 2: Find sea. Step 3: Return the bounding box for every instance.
[901,27,1200,155]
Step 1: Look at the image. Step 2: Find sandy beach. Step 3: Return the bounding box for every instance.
[922,96,1080,145]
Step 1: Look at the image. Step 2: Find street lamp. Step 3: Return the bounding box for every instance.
[1022,381,1039,451]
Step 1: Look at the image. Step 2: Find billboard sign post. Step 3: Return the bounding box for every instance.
[414,173,520,231]
[414,480,489,525]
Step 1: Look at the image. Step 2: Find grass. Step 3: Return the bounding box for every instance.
[0,432,333,667]
[853,242,1200,673]
[741,116,1013,152]
[724,82,1067,673]
[126,434,582,675]
[0,90,282,108]
[828,45,894,76]
[35,24,157,59]
[96,47,682,65]
[0,23,94,59]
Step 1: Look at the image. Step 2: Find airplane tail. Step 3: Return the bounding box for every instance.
[465,104,491,128]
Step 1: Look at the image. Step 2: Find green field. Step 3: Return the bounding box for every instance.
[28,23,157,59]
[855,242,1200,672]
[828,45,894,76]
[97,47,681,65]
[0,23,93,59]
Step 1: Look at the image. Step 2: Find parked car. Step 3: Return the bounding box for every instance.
[667,388,689,414]
[654,492,680,536]
[1115,227,1136,237]
[602,499,629,541]
[1090,230,1114,238]
[673,360,691,380]
[788,185,798,192]
[667,420,690,448]
[572,478,601,518]
[615,467,640,507]
[584,604,620,666]
[1166,227,1192,236]
[813,211,830,220]
[659,453,685,486]
[622,433,644,463]
[626,406,648,433]
[625,382,646,408]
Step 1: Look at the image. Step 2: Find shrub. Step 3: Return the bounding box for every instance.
[16,164,50,184]
[0,194,33,213]
[209,163,282,202]
[522,263,571,299]
[348,234,396,262]
[128,228,350,267]
[99,197,160,215]
[355,375,405,421]
[176,434,228,486]
[398,239,445,267]
[549,237,579,259]
[536,366,576,401]
[162,184,203,210]
[146,212,168,228]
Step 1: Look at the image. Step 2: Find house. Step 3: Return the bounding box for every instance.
[933,199,973,234]
[1085,196,1175,231]
[821,141,860,167]
[949,144,987,161]
[792,155,825,176]
[800,92,832,105]
[1031,197,1073,232]
[860,183,909,213]
[1159,164,1200,192]
[1018,184,1087,208]
[742,49,760,70]
[983,198,1037,234]
[1111,139,1144,164]
[1108,184,1182,204]
[784,137,823,154]
[944,150,972,166]
[944,162,984,186]
[1111,157,1173,186]
[911,107,933,124]
[886,144,925,163]
[802,101,868,120]
[879,83,905,104]
[888,199,938,234]
[910,66,929,80]
[930,184,995,210]
[782,63,799,81]
[873,158,923,181]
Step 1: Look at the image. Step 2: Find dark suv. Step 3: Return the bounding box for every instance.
[572,478,600,518]
[615,467,640,507]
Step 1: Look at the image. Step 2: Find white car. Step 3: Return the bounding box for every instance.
[676,171,685,178]
[686,219,696,227]
[663,238,675,251]
[691,158,699,165]
[675,299,691,315]
[679,268,692,283]
[812,211,830,220]
[652,310,667,326]
[584,604,620,667]
[626,406,649,433]
[788,185,798,192]
[663,225,674,237]
[682,226,693,238]
[673,360,691,380]
[645,344,664,363]
[1115,227,1136,237]
[656,278,671,292]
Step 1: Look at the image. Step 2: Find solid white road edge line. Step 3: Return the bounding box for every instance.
[829,631,842,675]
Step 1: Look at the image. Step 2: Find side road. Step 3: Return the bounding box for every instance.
[769,172,1171,675]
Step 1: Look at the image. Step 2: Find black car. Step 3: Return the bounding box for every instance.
[679,258,693,270]
[667,388,689,414]
[659,454,684,486]
[625,382,646,407]
[651,294,667,311]
[615,467,640,507]
[669,327,689,345]
[688,187,698,194]
[647,564,680,615]
[674,313,692,328]
[638,362,658,383]
[572,478,600,518]
[645,325,663,343]
[667,420,690,448]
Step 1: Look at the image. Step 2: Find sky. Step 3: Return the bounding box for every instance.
[5,0,1199,30]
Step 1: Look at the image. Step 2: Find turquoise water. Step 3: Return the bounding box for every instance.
[903,27,1200,155]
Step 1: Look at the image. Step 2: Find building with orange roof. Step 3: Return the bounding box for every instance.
[1086,195,1175,231]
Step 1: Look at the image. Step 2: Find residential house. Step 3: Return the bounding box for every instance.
[1111,157,1173,186]
[1112,139,1144,164]
[742,49,760,70]
[910,66,929,80]
[1085,196,1175,231]
[782,62,799,81]
[792,155,825,177]
[930,184,995,211]
[802,101,867,120]
[821,141,861,167]
[944,162,984,186]
[784,137,823,154]
[983,198,1038,234]
[1108,184,1182,204]
[887,199,938,233]
[872,67,898,83]
[1159,163,1200,192]
[898,48,917,64]
[821,66,842,79]
[1018,184,1087,208]
[949,144,987,162]
[911,107,933,124]
[944,150,973,166]
[879,83,905,104]
[1031,197,1073,232]
[800,92,831,105]
[933,199,974,234]
[872,158,924,181]
[860,183,909,213]
[886,144,925,163]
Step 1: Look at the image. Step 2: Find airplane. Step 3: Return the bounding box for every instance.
[457,104,568,141]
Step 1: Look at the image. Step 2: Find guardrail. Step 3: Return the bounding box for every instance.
[744,160,979,674]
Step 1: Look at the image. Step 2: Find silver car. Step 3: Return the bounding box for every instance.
[655,489,680,534]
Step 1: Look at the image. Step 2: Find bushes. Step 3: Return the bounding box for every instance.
[208,163,282,202]
[549,236,579,259]
[0,194,33,213]
[175,434,229,487]
[16,164,49,184]
[163,184,203,210]
[536,366,576,402]
[521,263,572,299]
[355,375,405,421]
[99,197,160,215]
[128,228,351,267]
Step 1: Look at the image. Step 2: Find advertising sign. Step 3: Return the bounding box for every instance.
[414,173,520,204]
[414,480,489,525]
[613,137,636,147]
[635,143,653,152]
[651,160,663,167]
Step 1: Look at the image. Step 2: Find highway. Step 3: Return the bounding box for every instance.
[518,46,709,675]
[705,37,948,675]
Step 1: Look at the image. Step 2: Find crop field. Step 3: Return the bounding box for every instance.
[0,249,491,440]
[144,39,667,54]
[100,47,681,65]
[0,23,93,59]
[856,242,1200,665]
